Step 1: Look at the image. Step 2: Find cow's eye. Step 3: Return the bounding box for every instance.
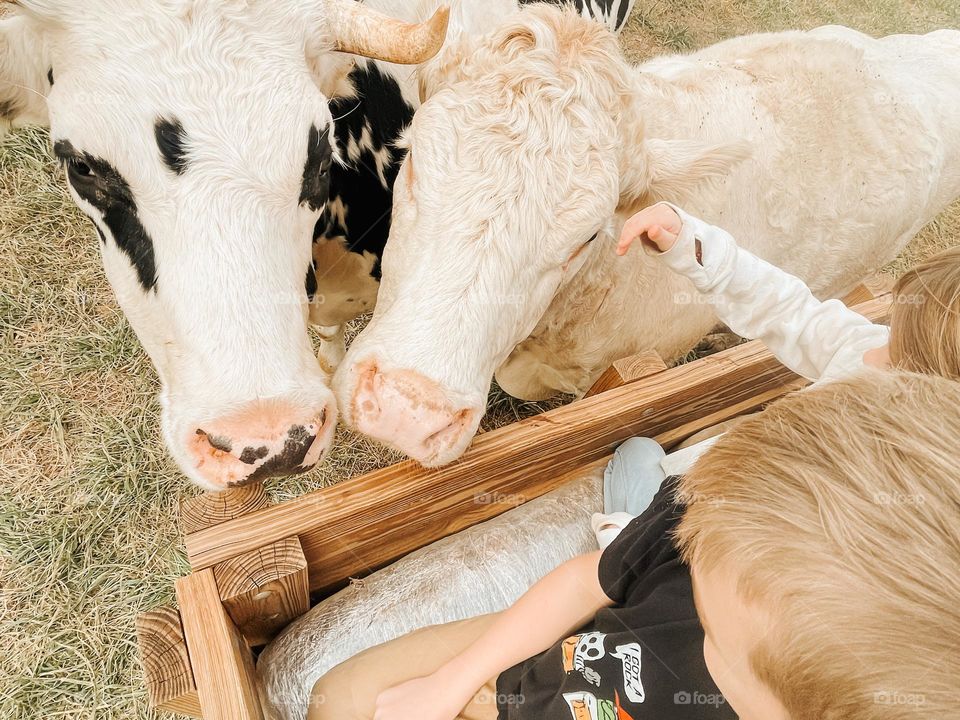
[69,158,95,179]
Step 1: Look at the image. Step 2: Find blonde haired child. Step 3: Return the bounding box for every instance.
[310,371,960,720]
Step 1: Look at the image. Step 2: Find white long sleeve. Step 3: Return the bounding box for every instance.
[652,203,890,383]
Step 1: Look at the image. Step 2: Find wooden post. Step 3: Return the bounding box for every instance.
[180,483,270,535]
[138,484,272,715]
[585,350,668,397]
[135,607,202,718]
[176,570,265,720]
[213,536,310,647]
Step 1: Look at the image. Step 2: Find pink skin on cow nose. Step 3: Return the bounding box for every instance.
[350,363,476,465]
[187,400,336,490]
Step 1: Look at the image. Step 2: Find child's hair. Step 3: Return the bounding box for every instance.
[676,370,960,720]
[890,245,960,380]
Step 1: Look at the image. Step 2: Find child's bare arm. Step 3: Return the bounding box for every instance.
[618,203,890,382]
[374,551,611,720]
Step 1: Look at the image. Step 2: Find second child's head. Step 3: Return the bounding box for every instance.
[676,370,960,720]
[889,245,960,380]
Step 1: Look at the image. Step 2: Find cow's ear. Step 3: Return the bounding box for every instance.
[0,12,52,136]
[618,138,751,214]
[416,40,474,104]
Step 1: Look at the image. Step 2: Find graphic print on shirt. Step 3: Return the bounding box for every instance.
[561,632,607,686]
[611,643,645,703]
[563,690,637,720]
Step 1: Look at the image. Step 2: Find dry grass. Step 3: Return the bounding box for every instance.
[2,3,960,718]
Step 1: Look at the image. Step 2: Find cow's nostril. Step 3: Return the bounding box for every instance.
[196,429,233,454]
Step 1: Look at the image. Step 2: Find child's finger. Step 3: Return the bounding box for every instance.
[617,220,651,255]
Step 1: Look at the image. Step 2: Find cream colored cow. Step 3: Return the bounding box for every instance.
[335,7,960,466]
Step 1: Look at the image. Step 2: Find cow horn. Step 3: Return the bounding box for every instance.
[325,2,450,65]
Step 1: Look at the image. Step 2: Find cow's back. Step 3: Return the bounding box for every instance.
[523,24,960,394]
[811,25,960,213]
[641,27,960,299]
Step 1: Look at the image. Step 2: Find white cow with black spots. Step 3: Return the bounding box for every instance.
[0,0,450,490]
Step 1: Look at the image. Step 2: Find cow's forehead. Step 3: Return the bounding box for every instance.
[48,1,319,111]
[46,12,333,180]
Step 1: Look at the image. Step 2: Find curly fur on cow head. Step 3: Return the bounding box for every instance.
[418,4,630,111]
[416,5,748,209]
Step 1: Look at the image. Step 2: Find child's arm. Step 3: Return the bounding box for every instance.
[374,551,611,720]
[618,203,890,382]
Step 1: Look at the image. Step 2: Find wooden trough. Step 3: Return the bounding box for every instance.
[136,282,892,720]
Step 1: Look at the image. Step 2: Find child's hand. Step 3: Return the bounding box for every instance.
[374,673,472,720]
[617,204,683,256]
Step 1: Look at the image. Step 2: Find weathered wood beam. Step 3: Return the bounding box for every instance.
[135,606,202,718]
[184,296,889,593]
[176,570,264,720]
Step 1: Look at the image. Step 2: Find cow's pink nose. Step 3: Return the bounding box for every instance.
[350,365,476,466]
[188,400,336,490]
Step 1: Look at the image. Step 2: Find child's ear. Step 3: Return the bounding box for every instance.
[619,138,751,214]
[0,11,52,136]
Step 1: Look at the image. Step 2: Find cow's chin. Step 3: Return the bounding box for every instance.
[495,346,579,401]
[332,353,489,467]
[375,412,483,469]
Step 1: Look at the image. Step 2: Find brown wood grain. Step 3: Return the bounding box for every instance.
[175,570,264,720]
[585,350,668,397]
[184,296,888,594]
[135,606,202,718]
[213,537,310,647]
[842,274,896,308]
[180,483,270,535]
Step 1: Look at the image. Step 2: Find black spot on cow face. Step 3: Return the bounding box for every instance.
[305,262,318,301]
[245,425,316,483]
[300,125,333,212]
[196,429,232,454]
[239,445,269,465]
[155,118,189,175]
[47,68,54,87]
[53,140,158,291]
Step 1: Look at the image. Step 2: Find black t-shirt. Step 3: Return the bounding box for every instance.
[496,478,735,720]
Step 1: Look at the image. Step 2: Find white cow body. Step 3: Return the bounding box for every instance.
[336,8,960,465]
[499,24,960,398]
